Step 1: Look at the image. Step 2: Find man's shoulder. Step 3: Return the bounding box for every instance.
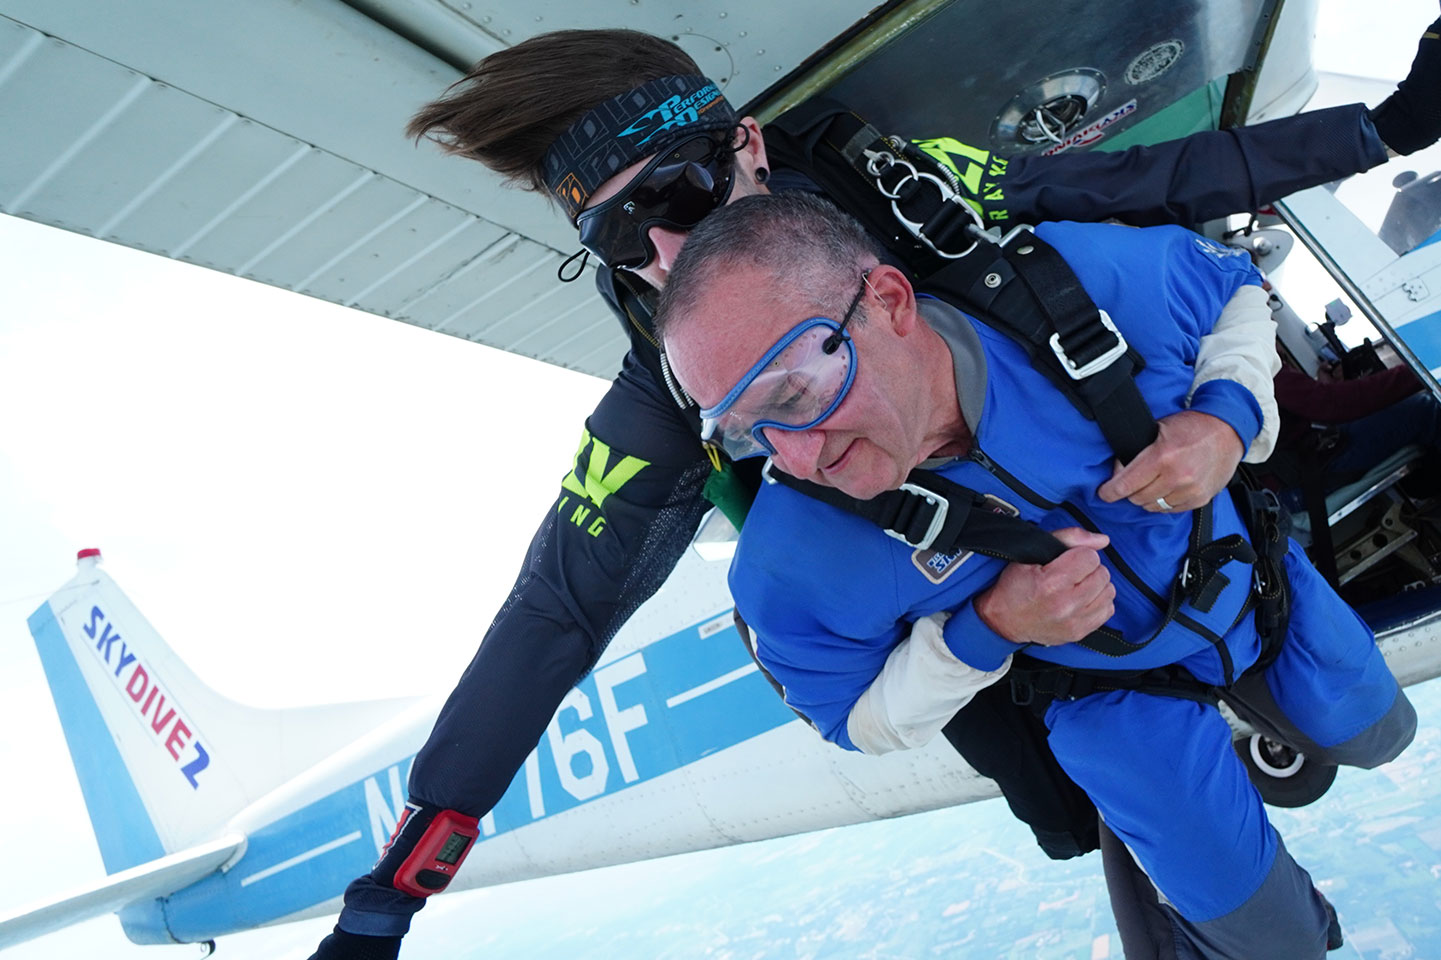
[730,479,914,648]
[1035,220,1256,280]
[743,479,888,552]
[1034,219,1189,254]
[734,480,899,594]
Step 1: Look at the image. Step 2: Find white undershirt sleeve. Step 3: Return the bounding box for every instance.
[846,611,1013,755]
[1190,283,1282,462]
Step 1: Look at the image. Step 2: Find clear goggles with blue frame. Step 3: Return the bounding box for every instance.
[699,317,857,461]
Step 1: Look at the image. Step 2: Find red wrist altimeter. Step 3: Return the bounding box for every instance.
[390,807,481,898]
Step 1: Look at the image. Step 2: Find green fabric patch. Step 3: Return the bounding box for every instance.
[703,458,756,530]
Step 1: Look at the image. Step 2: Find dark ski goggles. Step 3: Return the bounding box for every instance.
[574,134,736,270]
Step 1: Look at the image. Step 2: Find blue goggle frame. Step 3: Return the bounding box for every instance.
[699,317,857,460]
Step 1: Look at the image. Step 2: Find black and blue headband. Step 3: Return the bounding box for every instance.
[541,74,738,220]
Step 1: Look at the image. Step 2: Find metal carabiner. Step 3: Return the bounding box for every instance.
[864,148,987,259]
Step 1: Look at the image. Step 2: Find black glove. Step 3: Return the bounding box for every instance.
[307,925,403,960]
[1369,15,1441,155]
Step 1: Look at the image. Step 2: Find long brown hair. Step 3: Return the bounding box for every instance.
[407,30,703,196]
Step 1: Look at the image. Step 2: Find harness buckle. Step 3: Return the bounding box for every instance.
[1048,309,1128,380]
[862,148,900,179]
[883,483,950,550]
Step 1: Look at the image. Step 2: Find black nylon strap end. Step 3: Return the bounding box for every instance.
[1072,360,1160,463]
[921,199,981,252]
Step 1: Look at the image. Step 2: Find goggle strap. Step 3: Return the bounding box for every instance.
[557,249,590,283]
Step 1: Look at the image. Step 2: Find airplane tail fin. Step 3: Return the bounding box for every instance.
[28,549,416,874]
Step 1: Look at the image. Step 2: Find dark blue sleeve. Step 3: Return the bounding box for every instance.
[973,103,1387,229]
[337,351,713,936]
[409,351,712,810]
[729,489,912,749]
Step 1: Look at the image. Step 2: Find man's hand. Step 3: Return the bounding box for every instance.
[1097,410,1242,513]
[973,528,1115,647]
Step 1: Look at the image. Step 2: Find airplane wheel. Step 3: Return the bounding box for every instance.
[1235,734,1337,808]
[197,941,216,957]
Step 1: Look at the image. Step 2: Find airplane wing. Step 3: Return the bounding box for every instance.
[0,0,889,379]
[0,834,244,949]
[0,0,1310,379]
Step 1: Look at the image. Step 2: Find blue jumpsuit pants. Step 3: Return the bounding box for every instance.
[1044,543,1416,960]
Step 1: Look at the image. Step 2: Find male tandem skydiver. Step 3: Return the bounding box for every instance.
[656,190,1417,960]
[308,19,1441,960]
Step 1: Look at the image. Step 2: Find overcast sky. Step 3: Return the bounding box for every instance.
[1,1,1437,957]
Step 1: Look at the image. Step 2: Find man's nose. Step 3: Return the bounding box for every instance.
[646,225,689,279]
[767,428,826,480]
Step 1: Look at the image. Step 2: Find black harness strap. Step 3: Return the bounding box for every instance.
[768,464,1060,563]
[923,233,1160,463]
[1009,479,1293,710]
[1231,474,1294,662]
[1181,505,1254,614]
[769,465,1141,659]
[763,100,954,275]
[765,98,994,273]
[1009,655,1221,708]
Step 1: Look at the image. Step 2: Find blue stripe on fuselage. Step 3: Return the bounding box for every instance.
[161,611,797,940]
[1394,307,1441,373]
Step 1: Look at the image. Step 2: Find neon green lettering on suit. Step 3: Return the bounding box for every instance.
[911,137,990,197]
[561,429,650,510]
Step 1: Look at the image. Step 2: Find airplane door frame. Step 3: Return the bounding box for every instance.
[1277,185,1441,401]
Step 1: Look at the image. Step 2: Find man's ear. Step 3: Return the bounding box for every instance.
[737,116,770,180]
[866,264,918,334]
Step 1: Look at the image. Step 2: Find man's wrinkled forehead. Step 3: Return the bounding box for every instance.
[670,268,804,399]
[541,75,737,219]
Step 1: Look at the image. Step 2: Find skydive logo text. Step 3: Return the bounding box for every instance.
[618,85,724,146]
[84,605,212,789]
